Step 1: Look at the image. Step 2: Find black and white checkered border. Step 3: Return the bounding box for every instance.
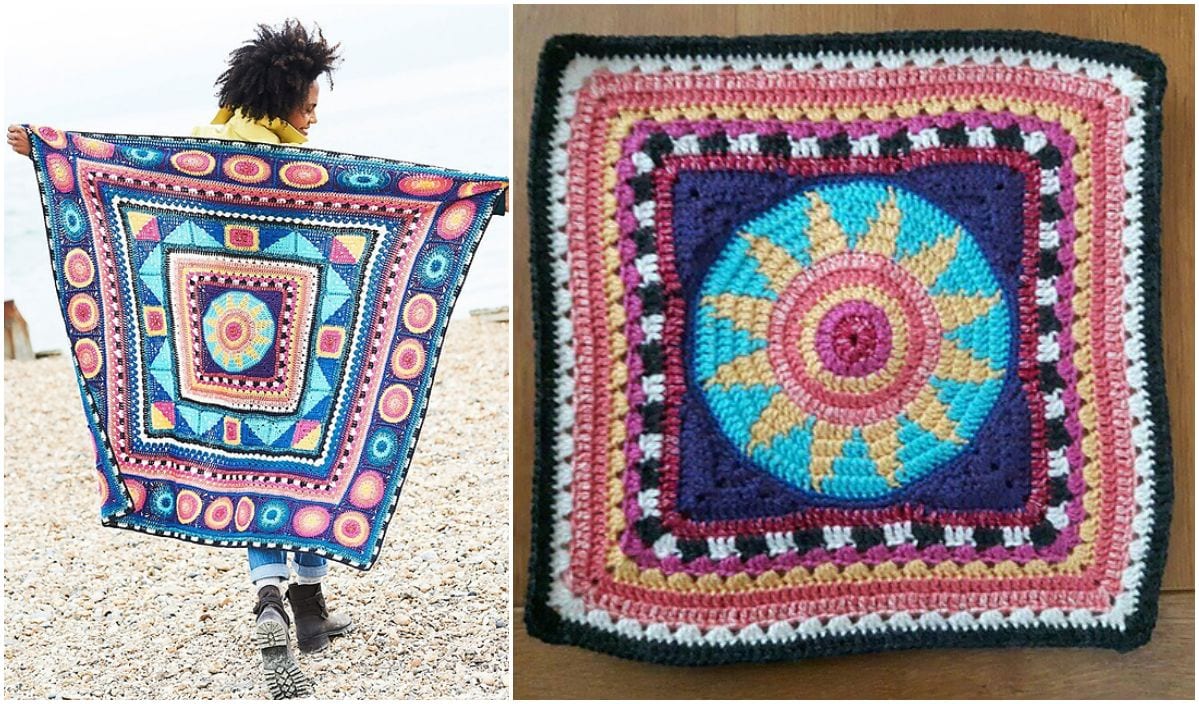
[621,117,1077,563]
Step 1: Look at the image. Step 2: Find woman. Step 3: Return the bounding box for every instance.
[9,19,352,700]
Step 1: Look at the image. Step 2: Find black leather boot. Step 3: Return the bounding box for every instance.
[286,582,353,653]
[253,585,313,699]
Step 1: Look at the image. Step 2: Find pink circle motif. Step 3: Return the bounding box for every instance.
[403,294,437,334]
[170,150,216,176]
[223,155,271,184]
[204,496,234,530]
[176,489,203,524]
[46,153,75,192]
[378,384,413,423]
[64,248,95,288]
[279,161,329,189]
[390,339,426,380]
[814,300,893,378]
[34,125,68,149]
[333,511,370,548]
[235,497,255,531]
[292,506,331,538]
[349,470,386,509]
[767,252,942,427]
[97,472,109,504]
[398,174,453,196]
[74,339,102,379]
[68,293,100,332]
[71,135,115,158]
[215,311,254,352]
[124,478,147,512]
[436,201,476,240]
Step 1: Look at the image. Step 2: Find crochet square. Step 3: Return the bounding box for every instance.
[27,127,507,568]
[526,31,1173,663]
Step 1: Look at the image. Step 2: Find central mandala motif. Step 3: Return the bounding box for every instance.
[202,291,277,372]
[693,180,1010,499]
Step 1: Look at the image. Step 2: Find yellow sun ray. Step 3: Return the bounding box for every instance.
[804,191,849,263]
[809,420,854,492]
[934,338,1003,383]
[931,292,1002,331]
[700,293,774,339]
[855,188,901,258]
[905,386,965,444]
[705,349,775,389]
[747,392,807,452]
[862,418,902,488]
[896,228,960,287]
[740,233,803,293]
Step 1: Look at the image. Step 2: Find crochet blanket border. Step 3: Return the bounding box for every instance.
[524,30,1172,664]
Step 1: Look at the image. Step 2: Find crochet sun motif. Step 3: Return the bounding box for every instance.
[695,182,1009,499]
[526,31,1172,665]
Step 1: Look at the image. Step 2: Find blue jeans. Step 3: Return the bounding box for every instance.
[247,548,328,584]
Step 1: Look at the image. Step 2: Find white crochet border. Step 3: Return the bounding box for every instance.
[536,45,1159,647]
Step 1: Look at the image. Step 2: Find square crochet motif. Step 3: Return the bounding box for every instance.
[28,128,507,569]
[526,31,1173,664]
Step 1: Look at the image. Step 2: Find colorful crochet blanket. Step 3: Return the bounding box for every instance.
[26,126,507,569]
[525,31,1172,663]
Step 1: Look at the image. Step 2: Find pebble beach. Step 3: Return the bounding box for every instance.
[3,317,511,700]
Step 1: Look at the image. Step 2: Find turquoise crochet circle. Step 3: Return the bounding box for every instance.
[59,200,86,240]
[150,486,175,517]
[337,167,390,190]
[122,146,164,167]
[366,427,400,467]
[257,499,291,532]
[692,180,1011,500]
[417,245,453,288]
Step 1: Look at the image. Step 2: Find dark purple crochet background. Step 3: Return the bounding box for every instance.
[195,283,284,378]
[672,164,1034,520]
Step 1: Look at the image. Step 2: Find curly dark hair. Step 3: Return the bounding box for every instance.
[215,19,342,123]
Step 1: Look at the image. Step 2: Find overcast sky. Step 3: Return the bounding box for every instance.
[3,3,511,352]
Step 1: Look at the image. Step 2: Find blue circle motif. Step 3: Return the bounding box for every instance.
[366,427,399,467]
[150,486,175,517]
[417,245,453,288]
[257,499,291,531]
[337,167,390,190]
[123,146,164,167]
[59,200,87,240]
[693,180,1011,500]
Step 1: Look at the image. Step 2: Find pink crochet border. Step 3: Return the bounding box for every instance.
[563,63,1136,626]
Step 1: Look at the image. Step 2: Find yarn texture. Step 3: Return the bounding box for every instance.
[26,127,507,569]
[525,31,1172,664]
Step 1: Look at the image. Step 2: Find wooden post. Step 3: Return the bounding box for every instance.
[5,300,34,361]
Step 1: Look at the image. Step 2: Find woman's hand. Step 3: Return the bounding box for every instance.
[7,125,31,156]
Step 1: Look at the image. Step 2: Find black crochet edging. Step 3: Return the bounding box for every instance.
[524,30,1172,665]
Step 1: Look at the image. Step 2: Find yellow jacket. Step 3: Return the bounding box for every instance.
[190,107,307,145]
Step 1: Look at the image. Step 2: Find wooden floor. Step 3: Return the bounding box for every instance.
[510,4,1195,699]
